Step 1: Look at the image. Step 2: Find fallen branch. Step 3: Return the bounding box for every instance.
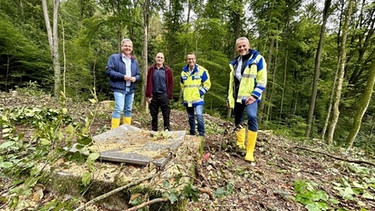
[74,173,155,211]
[292,146,375,167]
[125,198,169,211]
[198,187,214,200]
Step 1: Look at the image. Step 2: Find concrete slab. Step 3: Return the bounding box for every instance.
[73,125,186,167]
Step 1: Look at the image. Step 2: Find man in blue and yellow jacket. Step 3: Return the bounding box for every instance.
[227,37,267,162]
[181,53,211,136]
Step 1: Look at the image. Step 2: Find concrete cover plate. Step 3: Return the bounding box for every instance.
[75,125,186,167]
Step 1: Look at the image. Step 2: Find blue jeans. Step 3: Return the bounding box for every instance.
[112,88,134,118]
[233,101,258,132]
[186,105,204,136]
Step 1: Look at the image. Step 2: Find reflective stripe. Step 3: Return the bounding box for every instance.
[242,73,256,78]
[254,87,264,93]
[185,84,200,88]
[257,83,266,87]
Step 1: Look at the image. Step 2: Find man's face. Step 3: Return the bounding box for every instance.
[236,40,249,56]
[186,54,196,68]
[121,41,133,56]
[155,53,164,66]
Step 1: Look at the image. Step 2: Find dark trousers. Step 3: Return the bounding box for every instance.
[150,93,170,131]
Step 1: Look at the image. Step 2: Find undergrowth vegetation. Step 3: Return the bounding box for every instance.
[0,105,91,209]
[1,91,375,210]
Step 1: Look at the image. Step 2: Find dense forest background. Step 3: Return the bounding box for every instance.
[0,0,374,153]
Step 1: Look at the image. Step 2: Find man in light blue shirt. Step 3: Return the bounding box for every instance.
[106,38,141,129]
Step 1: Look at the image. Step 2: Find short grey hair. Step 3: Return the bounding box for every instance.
[121,38,133,46]
[235,37,250,47]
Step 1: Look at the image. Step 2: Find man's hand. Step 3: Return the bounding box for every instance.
[146,97,152,104]
[124,76,136,82]
[245,95,256,105]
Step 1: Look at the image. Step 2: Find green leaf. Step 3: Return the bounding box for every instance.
[89,98,97,104]
[88,152,100,161]
[163,180,170,188]
[9,186,32,196]
[357,200,366,207]
[214,187,227,198]
[305,203,321,211]
[0,141,15,149]
[341,187,354,200]
[40,138,51,145]
[295,194,313,204]
[353,181,365,189]
[314,190,328,201]
[2,128,12,133]
[362,192,375,200]
[294,180,308,192]
[328,198,340,205]
[77,136,92,145]
[0,161,13,169]
[65,124,74,134]
[81,172,91,186]
[168,191,179,204]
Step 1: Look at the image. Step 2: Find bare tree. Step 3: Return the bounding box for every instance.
[306,0,332,137]
[141,0,150,108]
[321,65,339,141]
[327,0,354,145]
[42,0,61,96]
[266,38,278,121]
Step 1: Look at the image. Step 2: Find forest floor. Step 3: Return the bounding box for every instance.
[1,92,375,211]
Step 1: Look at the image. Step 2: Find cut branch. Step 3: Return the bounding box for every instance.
[198,187,214,200]
[74,173,155,211]
[125,198,169,211]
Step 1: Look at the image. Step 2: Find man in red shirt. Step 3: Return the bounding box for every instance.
[145,52,174,131]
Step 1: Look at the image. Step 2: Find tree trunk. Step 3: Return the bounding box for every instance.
[227,0,243,120]
[6,56,10,90]
[259,37,274,122]
[306,0,332,137]
[367,116,375,150]
[142,0,150,110]
[266,38,278,122]
[42,0,61,96]
[186,0,191,24]
[279,49,288,120]
[327,0,353,145]
[321,64,339,141]
[346,60,375,149]
[60,17,66,95]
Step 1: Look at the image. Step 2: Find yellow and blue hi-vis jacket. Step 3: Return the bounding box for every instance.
[180,64,211,107]
[227,49,267,108]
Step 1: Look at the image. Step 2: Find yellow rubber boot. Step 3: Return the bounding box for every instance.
[236,128,246,149]
[123,117,132,125]
[244,130,257,162]
[111,118,120,129]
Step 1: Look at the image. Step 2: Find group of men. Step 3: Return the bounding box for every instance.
[105,37,267,162]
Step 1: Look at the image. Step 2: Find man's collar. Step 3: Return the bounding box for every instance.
[155,64,164,69]
[122,53,131,59]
